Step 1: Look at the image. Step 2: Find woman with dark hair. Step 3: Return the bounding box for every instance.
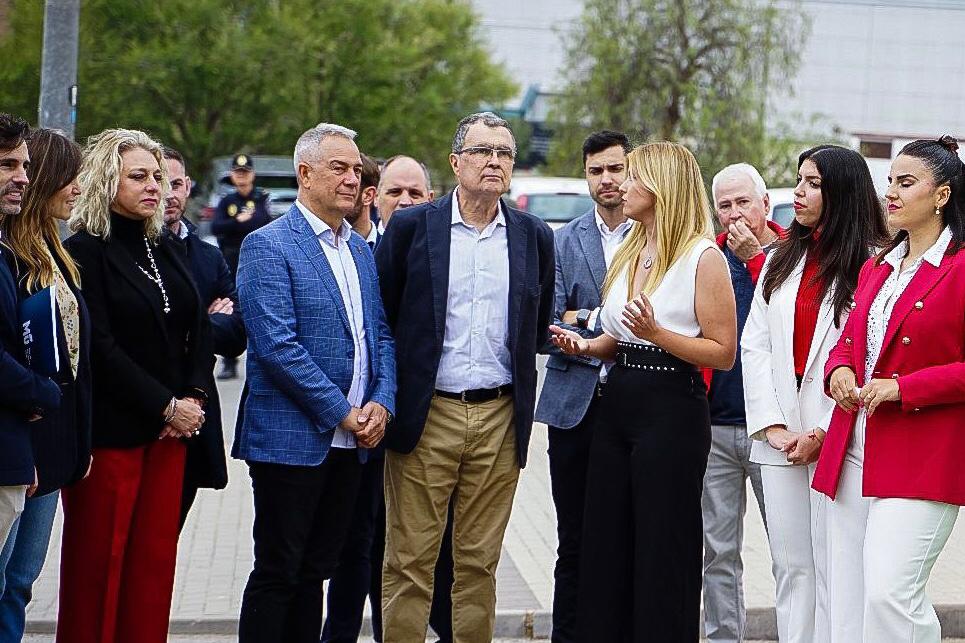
[58,129,209,643]
[814,136,965,642]
[741,144,889,643]
[0,128,91,640]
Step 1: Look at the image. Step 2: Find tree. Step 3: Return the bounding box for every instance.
[0,0,515,181]
[545,0,811,187]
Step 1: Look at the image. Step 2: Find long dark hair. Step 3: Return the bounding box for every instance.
[762,145,890,326]
[880,135,965,260]
[3,129,83,290]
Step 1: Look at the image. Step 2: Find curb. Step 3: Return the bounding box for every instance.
[25,604,965,639]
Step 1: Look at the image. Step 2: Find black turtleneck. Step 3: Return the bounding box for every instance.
[109,212,197,393]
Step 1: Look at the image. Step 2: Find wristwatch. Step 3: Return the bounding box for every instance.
[576,308,592,330]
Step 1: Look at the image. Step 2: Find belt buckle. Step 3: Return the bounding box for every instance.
[617,352,628,367]
[496,387,503,399]
[461,390,470,404]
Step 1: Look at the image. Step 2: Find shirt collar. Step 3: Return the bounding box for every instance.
[883,226,952,270]
[594,207,632,235]
[451,187,506,229]
[296,199,352,242]
[175,220,189,239]
[364,222,379,246]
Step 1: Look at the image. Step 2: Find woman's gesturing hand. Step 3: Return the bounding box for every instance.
[829,367,859,412]
[859,379,900,417]
[549,325,589,355]
[621,293,661,342]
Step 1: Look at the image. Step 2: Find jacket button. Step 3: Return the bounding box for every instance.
[845,337,853,345]
[892,373,900,379]
[806,376,814,383]
[902,336,911,345]
[914,301,924,310]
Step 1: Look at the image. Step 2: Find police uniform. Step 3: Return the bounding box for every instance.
[210,154,272,276]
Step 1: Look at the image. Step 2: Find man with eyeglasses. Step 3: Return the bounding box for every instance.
[376,112,554,643]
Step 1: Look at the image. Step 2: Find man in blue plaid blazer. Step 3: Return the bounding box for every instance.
[233,123,396,643]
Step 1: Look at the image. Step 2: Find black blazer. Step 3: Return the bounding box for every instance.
[65,230,212,448]
[169,221,246,489]
[375,191,555,467]
[6,249,92,496]
[0,243,60,486]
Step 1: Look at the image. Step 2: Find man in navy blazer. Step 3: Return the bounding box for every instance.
[0,114,60,551]
[161,148,246,527]
[376,112,554,643]
[533,130,631,643]
[234,123,396,643]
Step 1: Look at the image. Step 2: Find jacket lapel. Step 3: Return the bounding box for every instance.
[506,204,528,353]
[288,209,352,334]
[876,257,955,369]
[802,290,836,378]
[426,194,452,347]
[103,240,169,342]
[779,256,806,356]
[577,211,606,297]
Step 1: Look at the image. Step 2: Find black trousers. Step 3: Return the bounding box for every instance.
[239,450,362,643]
[547,394,599,643]
[577,366,711,643]
[321,454,455,643]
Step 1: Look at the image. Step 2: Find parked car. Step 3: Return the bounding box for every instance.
[767,187,796,229]
[506,176,593,229]
[197,155,298,241]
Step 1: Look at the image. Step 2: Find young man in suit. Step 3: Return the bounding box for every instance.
[323,154,453,643]
[0,113,60,553]
[533,130,630,643]
[161,148,246,527]
[376,112,554,643]
[345,154,380,248]
[233,123,396,643]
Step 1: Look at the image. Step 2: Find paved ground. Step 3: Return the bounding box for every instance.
[22,356,965,639]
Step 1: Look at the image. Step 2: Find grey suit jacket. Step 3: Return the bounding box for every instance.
[535,210,612,429]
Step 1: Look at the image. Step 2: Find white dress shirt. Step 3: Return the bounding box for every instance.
[363,221,379,247]
[847,226,952,466]
[296,200,370,448]
[435,189,512,393]
[587,209,632,329]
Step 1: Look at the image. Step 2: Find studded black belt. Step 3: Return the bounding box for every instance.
[614,341,698,373]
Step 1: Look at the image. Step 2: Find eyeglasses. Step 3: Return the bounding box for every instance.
[456,146,516,162]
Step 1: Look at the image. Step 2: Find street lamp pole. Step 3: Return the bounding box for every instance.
[38,0,79,138]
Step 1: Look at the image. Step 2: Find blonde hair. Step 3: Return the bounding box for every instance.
[69,128,167,242]
[603,141,713,300]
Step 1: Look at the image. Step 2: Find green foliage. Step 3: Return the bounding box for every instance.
[0,0,515,181]
[546,0,812,188]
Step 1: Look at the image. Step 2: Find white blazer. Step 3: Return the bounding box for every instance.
[741,254,848,466]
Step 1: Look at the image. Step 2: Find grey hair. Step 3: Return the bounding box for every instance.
[451,111,515,155]
[293,122,357,171]
[379,154,433,193]
[711,162,768,200]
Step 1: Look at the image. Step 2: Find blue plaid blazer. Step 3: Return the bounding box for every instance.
[232,205,396,466]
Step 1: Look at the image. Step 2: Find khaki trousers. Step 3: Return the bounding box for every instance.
[382,395,519,643]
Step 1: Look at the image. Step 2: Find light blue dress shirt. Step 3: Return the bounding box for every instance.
[296,200,369,448]
[435,189,513,393]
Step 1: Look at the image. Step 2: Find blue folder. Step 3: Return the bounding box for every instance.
[18,286,59,377]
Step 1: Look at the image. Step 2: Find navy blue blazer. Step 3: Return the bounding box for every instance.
[233,206,396,466]
[534,210,612,429]
[0,242,60,486]
[169,221,246,489]
[375,191,555,468]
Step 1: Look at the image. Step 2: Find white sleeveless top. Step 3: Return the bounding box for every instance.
[601,237,720,345]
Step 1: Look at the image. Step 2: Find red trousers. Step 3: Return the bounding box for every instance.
[57,438,186,643]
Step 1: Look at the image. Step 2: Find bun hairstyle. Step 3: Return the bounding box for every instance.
[882,135,965,257]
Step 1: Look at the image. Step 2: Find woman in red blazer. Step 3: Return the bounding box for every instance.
[813,136,965,642]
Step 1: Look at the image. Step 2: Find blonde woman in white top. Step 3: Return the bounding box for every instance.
[550,141,736,643]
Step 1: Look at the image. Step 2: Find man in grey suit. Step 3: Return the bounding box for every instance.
[534,130,630,643]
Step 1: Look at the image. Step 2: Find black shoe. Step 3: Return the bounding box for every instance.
[217,364,237,380]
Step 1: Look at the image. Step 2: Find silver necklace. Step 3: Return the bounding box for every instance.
[643,255,653,269]
[134,235,171,314]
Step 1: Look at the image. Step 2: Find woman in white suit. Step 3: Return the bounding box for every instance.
[742,145,889,643]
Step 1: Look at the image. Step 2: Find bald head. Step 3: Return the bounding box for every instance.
[377,156,433,227]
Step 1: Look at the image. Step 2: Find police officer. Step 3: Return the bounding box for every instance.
[210,153,270,379]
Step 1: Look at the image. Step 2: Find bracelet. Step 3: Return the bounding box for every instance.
[163,398,178,424]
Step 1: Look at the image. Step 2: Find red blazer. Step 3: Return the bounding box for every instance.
[812,244,965,505]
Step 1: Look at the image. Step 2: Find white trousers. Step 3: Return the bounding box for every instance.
[863,497,959,643]
[760,463,829,643]
[0,486,26,554]
[825,459,870,642]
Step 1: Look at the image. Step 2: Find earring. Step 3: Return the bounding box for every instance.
[936,206,942,216]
